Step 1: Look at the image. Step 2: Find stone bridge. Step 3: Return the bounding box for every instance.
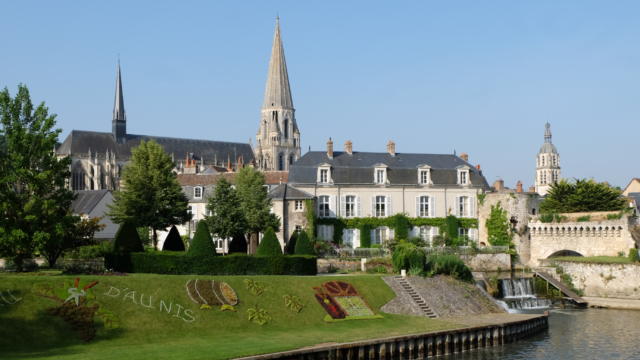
[526,217,637,266]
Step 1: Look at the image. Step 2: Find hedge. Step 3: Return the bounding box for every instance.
[105,252,317,275]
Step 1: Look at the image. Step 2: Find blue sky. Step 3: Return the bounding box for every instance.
[2,1,638,188]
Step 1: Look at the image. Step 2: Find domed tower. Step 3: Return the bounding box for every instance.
[535,123,561,196]
[254,17,301,171]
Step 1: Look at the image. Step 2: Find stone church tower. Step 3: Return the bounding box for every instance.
[535,123,561,196]
[254,18,301,171]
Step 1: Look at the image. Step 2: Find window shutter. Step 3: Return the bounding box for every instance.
[371,196,376,216]
[430,196,436,217]
[354,229,360,248]
[328,225,334,241]
[455,196,460,217]
[415,196,421,217]
[387,196,392,216]
[340,195,346,217]
[469,228,478,241]
[356,196,361,217]
[329,196,336,218]
[469,196,476,218]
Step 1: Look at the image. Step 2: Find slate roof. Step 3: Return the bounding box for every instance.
[56,130,254,165]
[288,151,489,188]
[72,190,110,214]
[268,184,314,200]
[177,171,288,186]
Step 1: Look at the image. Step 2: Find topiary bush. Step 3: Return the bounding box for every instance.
[162,225,185,251]
[256,228,283,256]
[228,233,248,254]
[426,254,473,282]
[294,231,315,255]
[285,231,298,255]
[112,222,144,254]
[188,221,217,257]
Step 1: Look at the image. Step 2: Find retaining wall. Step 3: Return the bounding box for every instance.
[237,314,548,360]
[555,261,640,300]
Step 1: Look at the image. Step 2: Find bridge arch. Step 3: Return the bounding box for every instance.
[548,250,584,258]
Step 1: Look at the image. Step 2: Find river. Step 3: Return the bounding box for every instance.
[442,308,640,359]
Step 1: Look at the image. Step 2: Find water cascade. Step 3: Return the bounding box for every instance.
[499,278,551,312]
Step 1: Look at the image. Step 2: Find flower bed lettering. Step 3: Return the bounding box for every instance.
[103,286,196,323]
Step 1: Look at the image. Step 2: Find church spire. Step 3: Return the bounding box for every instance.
[263,17,293,110]
[544,122,552,143]
[112,59,127,143]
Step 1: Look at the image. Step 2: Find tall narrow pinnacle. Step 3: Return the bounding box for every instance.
[113,60,126,122]
[544,122,552,143]
[262,17,293,109]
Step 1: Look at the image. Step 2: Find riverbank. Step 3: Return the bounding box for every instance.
[584,297,640,310]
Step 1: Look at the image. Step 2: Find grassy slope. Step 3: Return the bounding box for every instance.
[0,274,462,360]
[553,256,634,264]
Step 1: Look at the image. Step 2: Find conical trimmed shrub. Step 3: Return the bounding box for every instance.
[228,233,248,254]
[256,228,283,256]
[113,222,144,254]
[294,231,315,255]
[284,231,298,255]
[188,221,217,257]
[162,225,185,251]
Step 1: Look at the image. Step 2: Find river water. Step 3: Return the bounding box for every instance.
[442,308,640,359]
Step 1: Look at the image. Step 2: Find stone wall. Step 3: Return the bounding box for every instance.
[459,253,511,272]
[528,216,636,266]
[555,261,640,300]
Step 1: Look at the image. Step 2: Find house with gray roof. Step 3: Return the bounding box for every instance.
[280,139,489,249]
[71,190,118,239]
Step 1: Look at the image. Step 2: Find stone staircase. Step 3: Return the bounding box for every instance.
[394,276,438,318]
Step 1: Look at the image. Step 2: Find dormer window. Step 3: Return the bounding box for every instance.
[317,164,332,184]
[194,186,203,199]
[374,164,388,185]
[457,166,470,186]
[417,165,431,185]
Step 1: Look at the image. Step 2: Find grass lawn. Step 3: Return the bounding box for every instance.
[0,273,463,360]
[552,256,635,264]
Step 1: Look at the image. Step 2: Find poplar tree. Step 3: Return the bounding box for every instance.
[108,140,191,248]
[0,85,76,271]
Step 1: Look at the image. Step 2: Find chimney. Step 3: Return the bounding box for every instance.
[460,152,469,162]
[344,140,353,155]
[475,164,482,175]
[326,138,334,159]
[516,181,523,193]
[493,179,504,191]
[387,140,396,156]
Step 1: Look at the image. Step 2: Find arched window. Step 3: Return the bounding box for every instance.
[284,119,289,139]
[278,153,284,171]
[289,155,294,165]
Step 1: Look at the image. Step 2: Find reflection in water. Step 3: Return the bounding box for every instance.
[440,309,640,359]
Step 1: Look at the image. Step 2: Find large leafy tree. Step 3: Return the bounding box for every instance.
[235,167,279,254]
[39,215,104,267]
[540,179,626,213]
[0,85,76,271]
[205,178,246,245]
[108,140,191,248]
[485,202,512,246]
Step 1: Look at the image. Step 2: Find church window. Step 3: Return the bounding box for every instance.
[284,119,289,139]
[72,171,85,190]
[542,156,545,166]
[289,155,294,165]
[194,186,203,199]
[278,153,284,171]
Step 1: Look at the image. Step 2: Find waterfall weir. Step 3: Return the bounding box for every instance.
[499,278,551,312]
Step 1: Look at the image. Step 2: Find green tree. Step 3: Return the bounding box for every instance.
[294,231,315,255]
[39,215,105,267]
[540,179,626,213]
[188,221,216,256]
[256,228,282,256]
[284,231,298,255]
[0,85,76,271]
[235,167,279,254]
[112,222,144,254]
[486,202,512,246]
[205,178,246,244]
[108,140,191,248]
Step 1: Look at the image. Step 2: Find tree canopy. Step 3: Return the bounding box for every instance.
[108,140,191,248]
[188,221,216,257]
[540,179,626,214]
[235,167,279,253]
[0,85,77,271]
[205,178,246,242]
